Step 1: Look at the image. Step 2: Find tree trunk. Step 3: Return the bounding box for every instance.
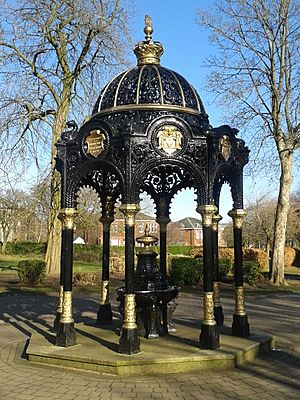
[45,87,72,275]
[266,237,271,274]
[45,170,62,275]
[270,152,293,285]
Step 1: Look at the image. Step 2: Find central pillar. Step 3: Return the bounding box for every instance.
[56,208,77,347]
[119,204,141,354]
[197,205,220,350]
[97,196,114,324]
[212,213,224,326]
[228,209,250,337]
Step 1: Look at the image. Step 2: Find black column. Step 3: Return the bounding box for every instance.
[53,227,65,333]
[197,205,220,350]
[118,204,140,354]
[56,208,77,347]
[97,196,114,324]
[228,209,250,337]
[156,217,171,334]
[212,214,224,326]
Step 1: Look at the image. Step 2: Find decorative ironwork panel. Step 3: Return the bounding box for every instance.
[139,66,161,104]
[117,68,139,105]
[158,67,183,106]
[99,73,124,111]
[173,71,199,110]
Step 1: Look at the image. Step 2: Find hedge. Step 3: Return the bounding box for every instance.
[17,259,46,285]
[170,257,203,286]
[243,261,262,285]
[5,242,47,256]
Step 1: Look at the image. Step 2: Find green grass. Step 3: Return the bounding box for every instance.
[73,261,101,272]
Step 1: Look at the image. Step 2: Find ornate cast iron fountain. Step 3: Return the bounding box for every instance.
[117,226,180,339]
[54,15,250,355]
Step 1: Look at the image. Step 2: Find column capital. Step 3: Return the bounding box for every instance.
[197,205,218,227]
[119,204,140,227]
[212,214,223,232]
[58,208,78,229]
[228,209,247,229]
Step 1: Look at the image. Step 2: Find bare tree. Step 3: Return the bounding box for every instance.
[0,0,131,274]
[198,0,300,285]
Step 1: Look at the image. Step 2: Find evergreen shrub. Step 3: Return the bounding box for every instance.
[243,261,262,285]
[17,259,46,285]
[219,257,232,280]
[170,257,203,286]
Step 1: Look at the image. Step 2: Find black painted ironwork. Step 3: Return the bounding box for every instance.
[55,17,250,352]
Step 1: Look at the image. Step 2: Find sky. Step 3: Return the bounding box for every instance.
[129,0,249,222]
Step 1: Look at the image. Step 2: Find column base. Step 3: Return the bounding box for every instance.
[53,311,61,333]
[232,314,250,337]
[97,303,113,324]
[56,322,77,347]
[119,327,141,354]
[199,324,220,350]
[214,305,224,326]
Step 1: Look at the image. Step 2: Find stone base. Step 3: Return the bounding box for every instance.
[56,322,77,347]
[199,324,220,350]
[27,322,275,375]
[232,314,250,337]
[214,306,224,326]
[97,303,113,324]
[119,327,140,355]
[53,311,61,333]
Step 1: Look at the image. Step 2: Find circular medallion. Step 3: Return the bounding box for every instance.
[149,117,189,157]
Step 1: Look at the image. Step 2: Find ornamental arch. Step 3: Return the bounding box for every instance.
[54,17,250,354]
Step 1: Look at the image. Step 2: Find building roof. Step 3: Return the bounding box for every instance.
[177,217,202,230]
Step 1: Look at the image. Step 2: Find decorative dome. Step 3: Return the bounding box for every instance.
[92,17,205,117]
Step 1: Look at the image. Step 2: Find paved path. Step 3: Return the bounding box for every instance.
[0,290,300,400]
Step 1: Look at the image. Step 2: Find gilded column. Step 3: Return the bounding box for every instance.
[118,204,141,354]
[97,196,114,324]
[56,208,77,347]
[228,209,250,337]
[197,205,220,349]
[212,213,224,326]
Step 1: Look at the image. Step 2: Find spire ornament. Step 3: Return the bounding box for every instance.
[134,15,164,65]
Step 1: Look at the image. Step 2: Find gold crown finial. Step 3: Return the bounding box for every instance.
[144,15,153,41]
[133,16,164,66]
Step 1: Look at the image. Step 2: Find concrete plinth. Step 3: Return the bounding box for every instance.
[27,321,274,376]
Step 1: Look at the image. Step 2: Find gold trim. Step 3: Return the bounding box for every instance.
[122,294,137,329]
[212,214,222,232]
[197,205,218,227]
[213,282,221,308]
[100,280,109,305]
[61,291,73,324]
[95,103,200,116]
[228,209,247,229]
[57,285,64,314]
[58,208,78,230]
[235,286,246,316]
[203,292,215,325]
[119,204,140,227]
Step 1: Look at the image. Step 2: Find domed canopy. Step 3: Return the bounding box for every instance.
[92,17,205,117]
